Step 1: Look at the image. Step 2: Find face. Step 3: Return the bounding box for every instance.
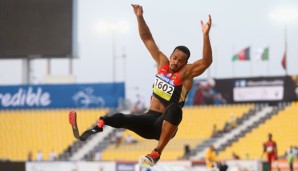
[169,49,188,72]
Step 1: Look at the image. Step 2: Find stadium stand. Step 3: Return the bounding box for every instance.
[0,108,108,161]
[99,104,254,161]
[217,102,298,160]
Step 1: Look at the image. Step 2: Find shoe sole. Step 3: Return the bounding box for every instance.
[69,110,81,139]
[139,156,155,167]
[69,110,77,127]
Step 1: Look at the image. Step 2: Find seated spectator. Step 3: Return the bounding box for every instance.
[132,94,146,114]
[182,144,191,160]
[125,134,138,144]
[230,113,237,128]
[232,152,240,160]
[49,149,56,161]
[211,124,218,138]
[223,121,233,133]
[115,129,123,147]
[94,151,102,161]
[36,150,43,161]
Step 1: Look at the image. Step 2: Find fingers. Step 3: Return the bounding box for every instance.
[131,4,143,14]
[208,14,212,23]
[131,4,142,8]
[201,15,212,27]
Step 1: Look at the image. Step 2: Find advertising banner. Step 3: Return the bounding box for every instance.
[26,161,116,171]
[0,83,125,109]
[186,76,298,105]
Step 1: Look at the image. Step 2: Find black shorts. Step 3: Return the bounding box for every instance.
[101,110,174,140]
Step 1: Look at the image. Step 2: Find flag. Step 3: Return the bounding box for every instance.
[232,47,250,61]
[256,47,269,61]
[281,51,286,70]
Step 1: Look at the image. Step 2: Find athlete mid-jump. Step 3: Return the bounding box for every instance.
[69,4,213,166]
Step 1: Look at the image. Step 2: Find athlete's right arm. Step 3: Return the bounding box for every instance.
[131,4,168,68]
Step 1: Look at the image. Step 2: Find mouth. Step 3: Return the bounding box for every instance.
[170,64,178,70]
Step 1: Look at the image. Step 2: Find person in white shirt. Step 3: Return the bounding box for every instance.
[36,150,43,161]
[49,150,56,161]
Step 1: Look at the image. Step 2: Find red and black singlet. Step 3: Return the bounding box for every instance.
[152,64,188,107]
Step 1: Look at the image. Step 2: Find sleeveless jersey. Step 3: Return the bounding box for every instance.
[152,64,188,107]
[264,140,277,154]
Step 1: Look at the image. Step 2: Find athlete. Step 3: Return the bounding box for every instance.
[261,133,279,171]
[69,4,213,166]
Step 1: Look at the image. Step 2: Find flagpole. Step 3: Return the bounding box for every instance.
[250,59,252,77]
[232,46,235,77]
[232,61,235,77]
[248,46,252,77]
[214,46,217,78]
[267,45,270,76]
[284,23,288,75]
[267,59,269,76]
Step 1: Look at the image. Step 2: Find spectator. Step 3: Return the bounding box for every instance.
[230,113,237,129]
[132,94,146,114]
[183,144,191,160]
[110,131,117,144]
[204,145,217,169]
[223,121,233,133]
[115,129,123,147]
[36,150,43,161]
[213,93,226,105]
[27,151,32,161]
[287,146,297,171]
[245,153,250,160]
[202,81,216,105]
[211,124,218,138]
[125,134,138,144]
[193,81,205,105]
[232,152,240,160]
[94,151,102,161]
[49,149,56,161]
[204,145,228,171]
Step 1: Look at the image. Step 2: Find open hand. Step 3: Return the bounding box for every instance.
[131,4,143,17]
[201,15,212,35]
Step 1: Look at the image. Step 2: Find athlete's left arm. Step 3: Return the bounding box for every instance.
[187,15,213,78]
[274,142,278,157]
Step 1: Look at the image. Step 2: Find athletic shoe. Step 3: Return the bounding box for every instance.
[140,149,161,167]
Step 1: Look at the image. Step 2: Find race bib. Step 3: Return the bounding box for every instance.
[266,146,273,152]
[153,76,175,101]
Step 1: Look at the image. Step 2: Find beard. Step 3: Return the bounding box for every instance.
[170,64,178,72]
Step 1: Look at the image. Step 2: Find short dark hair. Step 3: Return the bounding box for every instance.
[173,46,190,60]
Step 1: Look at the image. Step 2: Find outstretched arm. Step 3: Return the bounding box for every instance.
[131,4,168,68]
[187,15,213,78]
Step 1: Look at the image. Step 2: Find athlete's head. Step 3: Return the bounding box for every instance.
[169,46,190,72]
[209,144,215,151]
[268,133,272,140]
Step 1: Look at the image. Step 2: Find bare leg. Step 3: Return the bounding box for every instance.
[155,120,178,153]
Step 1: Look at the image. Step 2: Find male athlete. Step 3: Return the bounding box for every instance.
[262,133,279,171]
[69,4,212,166]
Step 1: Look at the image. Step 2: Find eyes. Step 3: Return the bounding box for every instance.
[172,56,186,64]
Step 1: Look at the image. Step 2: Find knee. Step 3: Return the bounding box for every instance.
[164,103,183,126]
[100,113,125,128]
